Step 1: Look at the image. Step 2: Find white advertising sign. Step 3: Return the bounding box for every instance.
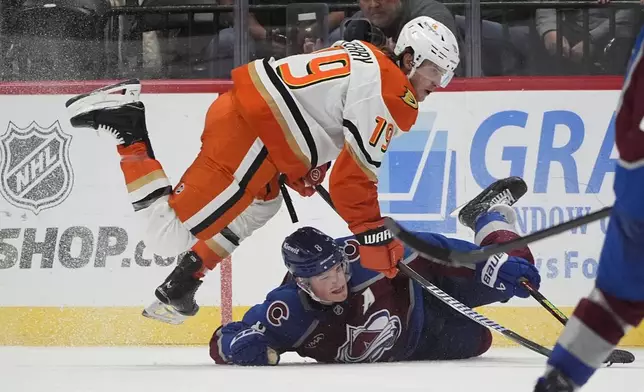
[0,89,619,308]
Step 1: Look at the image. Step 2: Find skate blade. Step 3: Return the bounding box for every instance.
[449,201,467,218]
[66,79,142,119]
[142,300,188,325]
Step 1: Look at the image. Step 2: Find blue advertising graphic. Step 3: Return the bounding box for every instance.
[378,112,457,233]
[379,107,618,281]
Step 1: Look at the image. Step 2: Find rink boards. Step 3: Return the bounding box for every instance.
[1,76,643,347]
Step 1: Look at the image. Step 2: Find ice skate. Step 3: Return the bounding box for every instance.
[458,176,527,231]
[142,251,203,325]
[533,369,577,392]
[65,79,154,157]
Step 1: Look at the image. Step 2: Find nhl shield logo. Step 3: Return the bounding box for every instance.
[0,121,73,214]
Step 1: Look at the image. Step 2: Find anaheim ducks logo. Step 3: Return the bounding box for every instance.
[400,87,418,109]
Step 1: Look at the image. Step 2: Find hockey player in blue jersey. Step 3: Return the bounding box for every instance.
[534,27,644,392]
[209,178,542,365]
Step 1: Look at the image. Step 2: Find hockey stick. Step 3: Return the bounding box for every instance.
[314,185,634,363]
[383,206,612,266]
[315,184,335,209]
[398,262,552,358]
[519,279,635,365]
[520,279,568,324]
[313,185,553,359]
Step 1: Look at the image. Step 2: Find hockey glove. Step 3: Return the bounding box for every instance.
[475,253,541,298]
[228,324,280,366]
[353,219,403,279]
[284,162,330,197]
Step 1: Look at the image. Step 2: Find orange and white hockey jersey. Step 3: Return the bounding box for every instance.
[230,40,419,233]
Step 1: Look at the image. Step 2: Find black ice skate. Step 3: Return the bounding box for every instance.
[65,79,155,158]
[142,251,204,325]
[458,176,527,231]
[533,369,577,392]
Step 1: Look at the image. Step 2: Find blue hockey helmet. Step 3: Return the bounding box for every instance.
[282,227,348,279]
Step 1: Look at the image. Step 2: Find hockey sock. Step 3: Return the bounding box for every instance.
[544,288,644,388]
[190,238,236,279]
[473,205,534,263]
[118,141,172,211]
[546,211,644,387]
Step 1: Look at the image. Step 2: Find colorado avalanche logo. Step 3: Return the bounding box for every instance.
[341,238,361,263]
[0,121,73,214]
[335,309,402,363]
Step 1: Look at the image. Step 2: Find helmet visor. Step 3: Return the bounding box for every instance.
[416,60,453,88]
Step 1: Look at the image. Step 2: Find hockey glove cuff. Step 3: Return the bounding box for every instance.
[353,219,403,279]
[475,253,541,298]
[229,326,280,366]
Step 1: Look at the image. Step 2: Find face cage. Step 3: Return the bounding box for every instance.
[295,257,352,305]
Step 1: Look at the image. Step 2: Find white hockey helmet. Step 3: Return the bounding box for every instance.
[394,16,460,88]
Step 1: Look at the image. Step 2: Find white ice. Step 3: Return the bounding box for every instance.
[1,347,641,392]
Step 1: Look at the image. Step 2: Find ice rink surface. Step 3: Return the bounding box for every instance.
[2,347,642,392]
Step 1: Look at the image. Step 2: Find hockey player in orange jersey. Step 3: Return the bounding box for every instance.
[65,16,460,324]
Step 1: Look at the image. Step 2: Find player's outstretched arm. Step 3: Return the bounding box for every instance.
[209,286,311,366]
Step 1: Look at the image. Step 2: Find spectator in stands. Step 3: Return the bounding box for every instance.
[536,6,638,74]
[335,0,457,44]
[3,0,111,80]
[331,0,460,72]
[209,0,346,77]
[0,0,22,77]
[454,8,534,76]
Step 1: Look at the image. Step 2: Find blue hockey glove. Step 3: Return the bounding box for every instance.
[228,323,280,366]
[475,253,541,298]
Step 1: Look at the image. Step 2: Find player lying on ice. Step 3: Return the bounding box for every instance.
[209,177,542,365]
[64,16,460,324]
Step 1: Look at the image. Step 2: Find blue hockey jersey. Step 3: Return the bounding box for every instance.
[210,231,501,364]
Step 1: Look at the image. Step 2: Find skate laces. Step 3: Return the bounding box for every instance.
[97,124,124,144]
[490,189,515,206]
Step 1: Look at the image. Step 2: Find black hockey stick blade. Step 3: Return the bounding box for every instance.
[605,349,636,366]
[520,279,635,365]
[385,206,612,265]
